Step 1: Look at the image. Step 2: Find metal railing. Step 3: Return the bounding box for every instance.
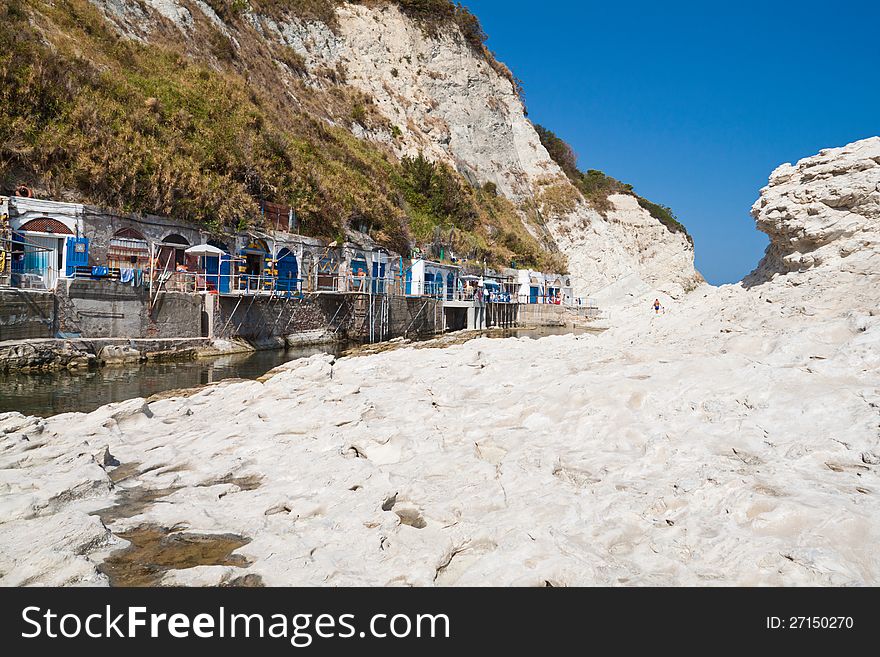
[8,267,57,290]
[22,261,601,312]
[444,288,518,303]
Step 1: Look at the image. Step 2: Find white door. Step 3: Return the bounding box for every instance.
[22,234,58,289]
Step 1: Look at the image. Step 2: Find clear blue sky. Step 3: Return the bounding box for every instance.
[462,0,880,283]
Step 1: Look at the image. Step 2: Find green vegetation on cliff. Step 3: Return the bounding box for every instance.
[0,0,557,269]
[534,123,690,241]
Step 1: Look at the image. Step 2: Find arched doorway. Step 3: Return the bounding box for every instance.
[446,272,455,300]
[529,275,541,304]
[276,247,299,292]
[157,233,190,271]
[239,238,269,276]
[16,218,74,289]
[108,227,149,270]
[350,253,368,292]
[236,238,269,291]
[317,251,339,291]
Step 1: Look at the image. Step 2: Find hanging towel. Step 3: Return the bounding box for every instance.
[91,266,109,278]
[120,268,134,284]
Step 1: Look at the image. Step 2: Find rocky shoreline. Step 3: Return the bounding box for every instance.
[0,330,340,374]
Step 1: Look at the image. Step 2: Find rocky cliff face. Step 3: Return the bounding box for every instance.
[550,193,699,302]
[747,137,880,286]
[86,0,699,300]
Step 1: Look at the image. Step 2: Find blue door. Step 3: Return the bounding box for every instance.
[205,255,219,290]
[371,261,386,294]
[529,286,539,304]
[205,255,232,293]
[405,268,412,295]
[219,256,231,293]
[446,272,454,300]
[65,237,89,276]
[351,256,368,292]
[276,249,298,292]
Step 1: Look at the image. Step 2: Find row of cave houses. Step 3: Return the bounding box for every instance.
[0,194,575,305]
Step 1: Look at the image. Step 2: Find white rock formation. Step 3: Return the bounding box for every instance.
[551,193,697,303]
[86,0,699,301]
[1,139,878,587]
[748,136,880,284]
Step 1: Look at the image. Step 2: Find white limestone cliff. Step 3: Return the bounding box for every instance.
[747,136,880,286]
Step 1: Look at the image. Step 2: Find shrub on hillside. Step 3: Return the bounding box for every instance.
[252,0,339,25]
[277,46,308,76]
[636,197,691,242]
[534,124,578,179]
[209,28,237,62]
[205,0,249,22]
[397,153,476,233]
[534,123,690,239]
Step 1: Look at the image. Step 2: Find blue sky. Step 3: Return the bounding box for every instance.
[462,1,880,283]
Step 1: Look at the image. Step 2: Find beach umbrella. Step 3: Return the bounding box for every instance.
[184,244,226,256]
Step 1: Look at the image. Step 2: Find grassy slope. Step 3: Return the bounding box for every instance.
[0,0,560,270]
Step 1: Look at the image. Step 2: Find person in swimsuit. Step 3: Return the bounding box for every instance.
[653,298,662,314]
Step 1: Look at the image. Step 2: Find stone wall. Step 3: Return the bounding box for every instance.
[517,304,568,327]
[82,207,208,266]
[214,293,444,344]
[347,295,444,340]
[214,294,345,343]
[56,280,203,338]
[380,295,442,340]
[148,291,205,338]
[3,280,446,347]
[0,289,55,340]
[4,281,577,346]
[391,296,444,338]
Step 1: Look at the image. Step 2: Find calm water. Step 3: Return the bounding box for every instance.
[0,345,343,418]
[0,326,595,418]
